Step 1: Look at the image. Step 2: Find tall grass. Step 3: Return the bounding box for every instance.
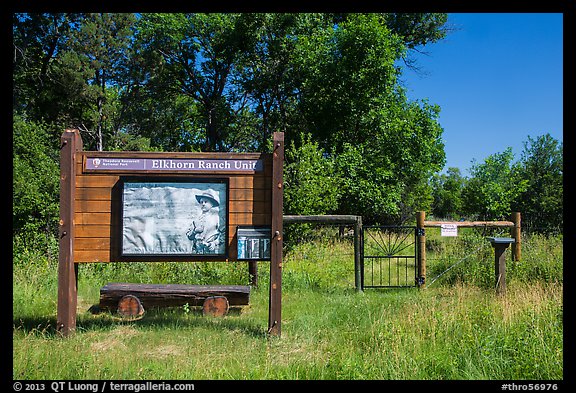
[13,230,563,380]
[425,228,563,288]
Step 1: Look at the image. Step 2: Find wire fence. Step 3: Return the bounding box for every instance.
[423,225,509,288]
[282,222,358,290]
[272,219,563,291]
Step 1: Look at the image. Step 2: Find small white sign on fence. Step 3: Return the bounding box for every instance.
[441,224,458,237]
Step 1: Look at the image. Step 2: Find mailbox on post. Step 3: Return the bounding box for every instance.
[487,237,515,295]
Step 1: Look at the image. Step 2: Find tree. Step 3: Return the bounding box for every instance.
[462,148,528,220]
[295,13,404,152]
[383,13,450,72]
[13,115,60,245]
[132,13,260,152]
[13,13,79,126]
[284,133,341,216]
[234,13,329,149]
[13,13,137,150]
[12,13,452,233]
[516,133,563,233]
[67,13,137,150]
[430,167,466,220]
[292,14,446,223]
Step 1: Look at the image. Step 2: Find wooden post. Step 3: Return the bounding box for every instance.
[248,261,258,287]
[57,129,82,336]
[487,237,514,295]
[493,243,508,295]
[354,216,362,292]
[511,212,521,261]
[268,132,284,336]
[416,211,426,289]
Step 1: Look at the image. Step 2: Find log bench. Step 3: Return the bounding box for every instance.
[98,283,251,318]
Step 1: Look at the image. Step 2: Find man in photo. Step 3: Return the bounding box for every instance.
[186,189,222,254]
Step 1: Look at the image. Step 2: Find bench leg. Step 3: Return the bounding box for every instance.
[117,295,145,320]
[203,296,229,317]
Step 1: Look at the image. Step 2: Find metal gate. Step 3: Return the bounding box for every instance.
[361,225,418,288]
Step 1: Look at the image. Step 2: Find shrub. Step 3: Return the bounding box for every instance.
[13,115,60,251]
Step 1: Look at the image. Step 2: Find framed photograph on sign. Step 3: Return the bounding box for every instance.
[120,178,228,257]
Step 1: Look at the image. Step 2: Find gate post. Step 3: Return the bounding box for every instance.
[511,212,521,261]
[354,216,362,292]
[416,211,426,289]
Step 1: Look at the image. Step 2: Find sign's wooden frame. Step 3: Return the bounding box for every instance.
[57,129,284,336]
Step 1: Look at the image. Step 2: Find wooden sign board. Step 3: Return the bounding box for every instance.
[57,129,284,336]
[73,151,273,263]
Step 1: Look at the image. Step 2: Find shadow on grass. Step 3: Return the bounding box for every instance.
[13,305,268,339]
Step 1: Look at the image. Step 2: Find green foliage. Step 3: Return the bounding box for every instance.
[296,13,405,152]
[333,97,445,224]
[335,142,401,222]
[14,14,562,236]
[384,13,450,50]
[13,13,137,151]
[426,228,563,288]
[13,13,452,228]
[430,134,563,232]
[13,231,562,380]
[284,134,341,216]
[292,15,448,223]
[13,115,60,248]
[283,134,342,243]
[431,167,466,220]
[132,13,261,152]
[515,134,563,233]
[508,234,563,283]
[462,148,528,220]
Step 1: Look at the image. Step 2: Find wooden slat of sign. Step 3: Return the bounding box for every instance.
[230,212,271,226]
[77,174,271,190]
[76,154,272,175]
[74,250,111,263]
[75,200,112,213]
[228,238,238,260]
[78,151,269,162]
[229,176,270,189]
[226,227,238,238]
[229,188,271,202]
[76,187,112,201]
[74,212,112,225]
[76,175,119,188]
[229,201,271,214]
[75,238,110,250]
[75,225,112,238]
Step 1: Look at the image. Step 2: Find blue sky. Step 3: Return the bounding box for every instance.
[400,13,563,176]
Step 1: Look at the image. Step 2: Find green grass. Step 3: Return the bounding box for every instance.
[13,231,563,380]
